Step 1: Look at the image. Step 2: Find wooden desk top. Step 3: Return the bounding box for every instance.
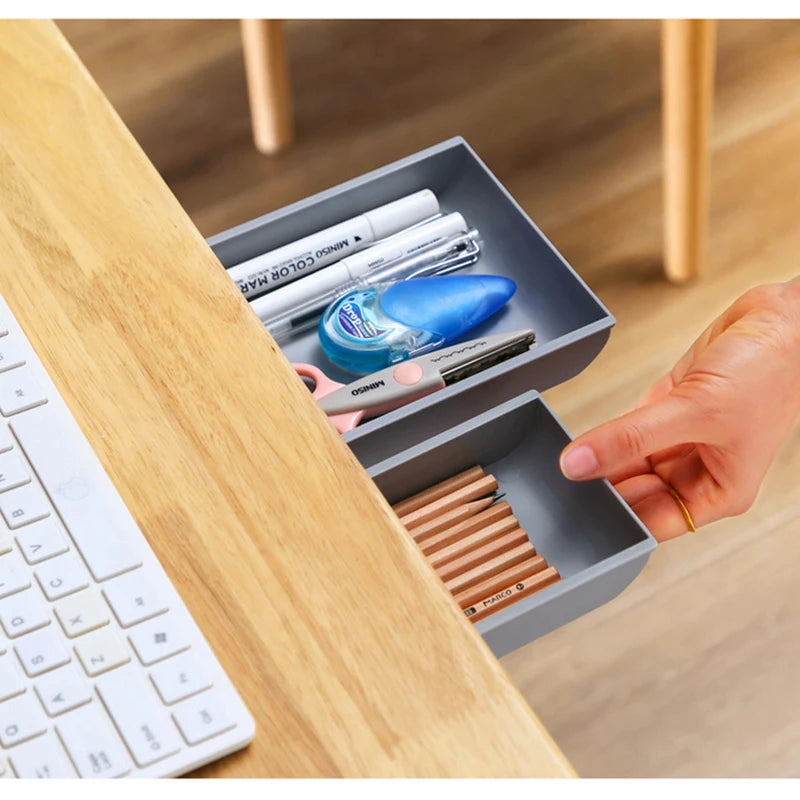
[0,20,573,777]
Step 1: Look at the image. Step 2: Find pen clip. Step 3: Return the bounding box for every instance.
[405,236,481,279]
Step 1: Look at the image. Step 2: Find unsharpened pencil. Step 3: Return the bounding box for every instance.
[435,528,532,582]
[410,496,498,543]
[417,501,512,553]
[425,513,519,563]
[444,540,537,595]
[453,555,549,609]
[392,466,485,517]
[394,464,561,625]
[400,475,498,530]
[463,567,561,622]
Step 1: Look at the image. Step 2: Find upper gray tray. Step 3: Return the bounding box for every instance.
[209,137,615,459]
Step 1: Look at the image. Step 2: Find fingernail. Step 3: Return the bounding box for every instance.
[560,445,599,480]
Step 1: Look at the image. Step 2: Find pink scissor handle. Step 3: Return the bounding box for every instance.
[293,363,365,434]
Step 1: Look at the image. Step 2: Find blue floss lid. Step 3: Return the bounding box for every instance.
[379,274,517,339]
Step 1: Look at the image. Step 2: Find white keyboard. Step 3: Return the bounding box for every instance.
[0,296,254,778]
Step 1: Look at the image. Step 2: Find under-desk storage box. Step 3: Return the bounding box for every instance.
[209,137,656,656]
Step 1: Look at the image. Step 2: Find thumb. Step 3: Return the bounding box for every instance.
[559,396,704,481]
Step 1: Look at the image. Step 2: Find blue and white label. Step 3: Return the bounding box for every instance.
[336,299,386,340]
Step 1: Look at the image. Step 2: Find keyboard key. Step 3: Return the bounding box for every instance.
[11,406,143,581]
[0,692,48,747]
[0,425,12,454]
[96,666,182,767]
[0,588,50,638]
[103,570,168,627]
[15,518,69,564]
[0,652,25,701]
[74,627,130,677]
[173,693,236,745]
[0,528,11,555]
[0,483,50,529]
[35,664,92,716]
[55,703,131,778]
[150,651,213,704]
[0,450,29,493]
[128,616,190,665]
[35,552,89,600]
[0,370,47,416]
[55,590,110,638]
[0,550,30,597]
[14,626,71,677]
[8,732,78,778]
[0,340,25,374]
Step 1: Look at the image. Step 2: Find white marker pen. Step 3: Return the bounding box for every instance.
[227,189,440,299]
[250,212,468,327]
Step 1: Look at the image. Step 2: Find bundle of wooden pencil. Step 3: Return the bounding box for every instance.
[392,466,560,623]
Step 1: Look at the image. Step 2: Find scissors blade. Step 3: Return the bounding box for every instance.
[436,329,535,385]
[318,329,535,418]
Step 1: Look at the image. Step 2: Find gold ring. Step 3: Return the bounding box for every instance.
[668,487,696,532]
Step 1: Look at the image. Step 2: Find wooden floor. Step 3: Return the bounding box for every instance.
[59,19,800,778]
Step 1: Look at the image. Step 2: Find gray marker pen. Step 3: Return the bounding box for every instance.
[227,189,440,300]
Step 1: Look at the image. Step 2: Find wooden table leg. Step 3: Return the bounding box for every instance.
[661,19,716,283]
[240,19,293,154]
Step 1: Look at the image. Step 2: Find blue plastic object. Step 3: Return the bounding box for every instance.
[318,274,517,373]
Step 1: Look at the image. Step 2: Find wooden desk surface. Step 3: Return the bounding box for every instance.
[0,20,573,777]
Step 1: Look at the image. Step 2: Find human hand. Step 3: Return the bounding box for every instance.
[559,279,800,541]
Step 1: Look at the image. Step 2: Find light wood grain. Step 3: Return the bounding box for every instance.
[662,19,717,282]
[57,19,800,778]
[0,21,573,777]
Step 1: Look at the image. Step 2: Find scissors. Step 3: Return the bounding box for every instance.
[294,328,535,434]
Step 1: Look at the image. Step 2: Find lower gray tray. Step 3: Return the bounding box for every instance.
[367,390,656,657]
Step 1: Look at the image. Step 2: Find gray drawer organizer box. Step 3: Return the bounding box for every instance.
[209,136,657,658]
